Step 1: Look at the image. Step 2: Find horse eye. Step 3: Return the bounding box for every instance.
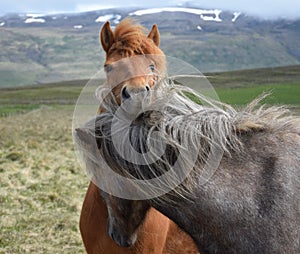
[149,64,155,72]
[104,64,112,73]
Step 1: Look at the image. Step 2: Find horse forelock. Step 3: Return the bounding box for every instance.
[107,19,164,57]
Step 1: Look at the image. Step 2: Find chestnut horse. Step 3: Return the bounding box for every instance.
[79,19,198,254]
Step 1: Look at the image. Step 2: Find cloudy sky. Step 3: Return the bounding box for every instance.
[0,0,300,19]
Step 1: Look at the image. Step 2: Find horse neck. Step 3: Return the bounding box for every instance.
[149,190,204,247]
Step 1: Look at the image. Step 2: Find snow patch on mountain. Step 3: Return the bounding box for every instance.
[232,12,241,22]
[95,14,121,24]
[130,7,223,22]
[24,13,46,24]
[73,25,83,29]
[200,10,222,22]
[25,18,46,24]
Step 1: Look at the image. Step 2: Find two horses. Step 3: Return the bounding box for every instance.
[79,19,198,254]
[77,19,300,253]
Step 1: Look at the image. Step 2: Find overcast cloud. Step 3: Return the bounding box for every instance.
[0,0,299,19]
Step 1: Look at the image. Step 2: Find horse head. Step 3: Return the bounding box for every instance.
[100,191,150,247]
[100,19,166,106]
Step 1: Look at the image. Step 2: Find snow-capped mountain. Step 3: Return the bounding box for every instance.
[0,6,298,35]
[0,6,299,87]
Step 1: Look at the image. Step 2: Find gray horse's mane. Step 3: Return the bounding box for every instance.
[75,78,300,200]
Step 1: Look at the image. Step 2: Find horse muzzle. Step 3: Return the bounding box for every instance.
[108,227,137,247]
[121,85,151,101]
[119,85,152,116]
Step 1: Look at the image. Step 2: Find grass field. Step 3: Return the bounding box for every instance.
[0,65,299,253]
[216,83,300,105]
[0,106,88,254]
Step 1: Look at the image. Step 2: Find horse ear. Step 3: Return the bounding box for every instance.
[148,24,160,46]
[100,21,115,53]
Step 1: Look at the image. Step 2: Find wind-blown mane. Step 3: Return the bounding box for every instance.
[75,77,300,252]
[75,78,300,200]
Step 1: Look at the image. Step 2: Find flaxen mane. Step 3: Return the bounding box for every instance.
[75,79,300,252]
[76,78,300,200]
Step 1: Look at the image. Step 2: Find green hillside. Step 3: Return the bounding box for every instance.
[0,28,102,88]
[162,33,299,73]
[0,65,299,116]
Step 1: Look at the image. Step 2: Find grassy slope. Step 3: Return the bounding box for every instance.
[162,33,300,73]
[0,28,102,88]
[206,65,300,106]
[0,65,299,253]
[0,65,299,116]
[216,83,300,105]
[0,79,87,116]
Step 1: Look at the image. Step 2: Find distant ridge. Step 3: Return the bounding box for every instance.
[0,6,299,87]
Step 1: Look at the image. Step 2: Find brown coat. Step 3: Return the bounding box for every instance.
[79,182,198,254]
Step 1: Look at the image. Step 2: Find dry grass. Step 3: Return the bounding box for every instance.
[0,106,88,253]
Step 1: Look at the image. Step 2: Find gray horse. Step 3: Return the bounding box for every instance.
[75,82,300,254]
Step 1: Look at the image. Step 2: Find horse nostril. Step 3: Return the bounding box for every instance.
[145,85,150,92]
[122,87,130,100]
[110,232,114,240]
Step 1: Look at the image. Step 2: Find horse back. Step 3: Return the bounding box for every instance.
[191,131,300,253]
